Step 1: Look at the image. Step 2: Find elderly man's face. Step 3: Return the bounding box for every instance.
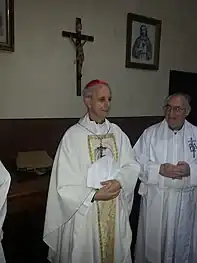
[164,96,190,130]
[87,84,111,122]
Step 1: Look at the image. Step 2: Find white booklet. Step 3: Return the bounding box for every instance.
[87,155,119,189]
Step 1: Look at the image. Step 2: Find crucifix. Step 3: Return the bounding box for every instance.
[96,139,107,159]
[62,18,94,96]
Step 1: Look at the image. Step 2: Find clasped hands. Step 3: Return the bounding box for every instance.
[94,179,121,201]
[159,161,190,180]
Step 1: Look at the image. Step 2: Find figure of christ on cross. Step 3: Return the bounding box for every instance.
[62,17,94,96]
[96,141,107,159]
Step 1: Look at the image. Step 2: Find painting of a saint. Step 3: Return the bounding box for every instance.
[132,25,152,61]
[125,13,161,70]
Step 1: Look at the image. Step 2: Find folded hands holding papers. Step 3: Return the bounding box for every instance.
[159,161,190,180]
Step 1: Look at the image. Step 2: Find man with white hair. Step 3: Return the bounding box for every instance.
[43,79,140,263]
[134,92,197,263]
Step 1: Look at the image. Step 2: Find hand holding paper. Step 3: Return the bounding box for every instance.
[87,156,120,189]
[101,179,121,193]
[94,181,121,201]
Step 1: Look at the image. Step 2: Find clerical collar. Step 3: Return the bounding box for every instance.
[78,114,111,135]
[89,117,105,124]
[169,123,185,134]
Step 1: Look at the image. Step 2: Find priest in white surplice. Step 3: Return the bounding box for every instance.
[134,93,197,263]
[0,161,11,263]
[43,79,140,263]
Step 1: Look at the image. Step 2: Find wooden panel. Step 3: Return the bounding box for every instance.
[0,116,163,164]
[8,174,49,214]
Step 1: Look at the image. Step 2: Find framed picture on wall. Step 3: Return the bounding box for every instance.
[0,0,14,52]
[125,13,161,70]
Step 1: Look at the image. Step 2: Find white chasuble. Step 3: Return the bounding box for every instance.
[134,119,197,263]
[43,114,140,263]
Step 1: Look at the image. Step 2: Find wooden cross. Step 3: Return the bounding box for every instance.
[62,17,94,96]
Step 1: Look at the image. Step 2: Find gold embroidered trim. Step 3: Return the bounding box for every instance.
[88,133,118,263]
[97,199,116,263]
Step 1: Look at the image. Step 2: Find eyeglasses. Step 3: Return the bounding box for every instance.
[163,104,185,114]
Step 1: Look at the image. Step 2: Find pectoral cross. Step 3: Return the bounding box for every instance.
[97,140,107,159]
[62,17,94,96]
[188,137,197,158]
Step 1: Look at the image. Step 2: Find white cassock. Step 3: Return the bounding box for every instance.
[43,114,140,263]
[0,161,11,263]
[134,119,197,263]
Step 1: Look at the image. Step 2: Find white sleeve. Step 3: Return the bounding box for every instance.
[0,161,11,232]
[115,132,140,211]
[44,133,96,241]
[55,136,96,221]
[133,130,161,183]
[188,162,197,186]
[44,131,97,253]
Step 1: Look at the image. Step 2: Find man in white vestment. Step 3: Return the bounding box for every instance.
[43,79,140,263]
[0,161,11,263]
[134,92,197,263]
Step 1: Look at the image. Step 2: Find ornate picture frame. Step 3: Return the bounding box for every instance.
[0,0,14,52]
[125,13,161,70]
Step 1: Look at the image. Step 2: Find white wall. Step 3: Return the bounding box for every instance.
[0,0,197,118]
